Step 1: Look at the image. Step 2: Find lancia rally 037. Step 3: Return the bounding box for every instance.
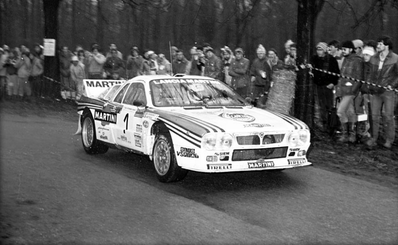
[77,75,312,182]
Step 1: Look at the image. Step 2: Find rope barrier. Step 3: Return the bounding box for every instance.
[307,66,398,93]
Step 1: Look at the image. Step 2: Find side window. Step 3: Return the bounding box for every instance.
[113,83,130,103]
[123,83,147,106]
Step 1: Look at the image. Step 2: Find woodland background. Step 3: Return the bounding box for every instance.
[1,0,397,60]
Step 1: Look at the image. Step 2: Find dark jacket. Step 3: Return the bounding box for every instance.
[361,62,372,94]
[250,57,272,90]
[366,50,398,94]
[336,53,363,97]
[311,54,340,86]
[229,57,250,89]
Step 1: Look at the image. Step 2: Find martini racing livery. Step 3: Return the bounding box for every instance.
[77,76,312,182]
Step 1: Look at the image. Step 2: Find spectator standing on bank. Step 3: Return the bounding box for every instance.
[59,46,72,100]
[126,47,144,78]
[104,47,125,79]
[15,50,32,101]
[157,54,171,75]
[70,55,86,99]
[365,36,398,149]
[220,46,234,85]
[0,47,8,100]
[86,44,106,79]
[309,42,340,131]
[172,50,190,75]
[229,47,250,98]
[147,51,159,75]
[204,47,221,79]
[250,44,272,104]
[4,49,18,99]
[30,44,44,98]
[335,40,363,143]
[189,46,205,76]
[106,43,123,60]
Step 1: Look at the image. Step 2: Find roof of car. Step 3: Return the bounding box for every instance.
[130,75,214,82]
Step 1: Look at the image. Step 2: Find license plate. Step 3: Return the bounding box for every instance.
[288,158,306,165]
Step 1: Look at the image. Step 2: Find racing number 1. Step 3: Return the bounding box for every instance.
[123,113,129,133]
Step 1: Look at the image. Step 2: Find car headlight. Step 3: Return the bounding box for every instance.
[288,130,310,147]
[202,133,233,151]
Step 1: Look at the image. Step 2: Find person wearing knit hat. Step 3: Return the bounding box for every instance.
[335,39,364,143]
[250,44,272,106]
[316,42,328,53]
[310,41,340,133]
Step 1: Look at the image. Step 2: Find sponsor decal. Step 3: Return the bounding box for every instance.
[94,110,117,124]
[219,113,255,122]
[244,123,272,128]
[143,112,159,120]
[136,124,143,133]
[215,152,229,161]
[290,148,300,152]
[98,126,110,132]
[142,120,149,128]
[288,158,306,165]
[177,147,199,158]
[99,135,108,140]
[85,80,124,88]
[248,159,275,169]
[207,164,232,170]
[134,133,142,147]
[120,135,128,142]
[153,79,212,85]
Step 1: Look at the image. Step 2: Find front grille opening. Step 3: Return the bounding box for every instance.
[232,147,288,161]
[237,135,260,145]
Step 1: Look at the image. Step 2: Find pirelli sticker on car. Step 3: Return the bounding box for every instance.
[94,110,117,124]
[248,160,275,169]
[177,147,199,158]
[207,164,232,170]
[288,158,307,165]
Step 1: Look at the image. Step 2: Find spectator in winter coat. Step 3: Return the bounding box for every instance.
[70,55,86,99]
[204,47,221,79]
[335,40,364,143]
[15,50,32,100]
[106,43,123,60]
[172,50,190,75]
[365,36,398,149]
[30,44,44,97]
[309,42,340,131]
[157,54,171,75]
[229,48,250,98]
[250,44,272,104]
[126,47,144,78]
[4,49,18,98]
[86,44,106,79]
[267,48,284,72]
[0,47,8,100]
[104,48,125,79]
[59,46,72,99]
[220,46,234,85]
[189,46,205,76]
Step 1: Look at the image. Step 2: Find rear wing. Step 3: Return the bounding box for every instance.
[83,79,126,98]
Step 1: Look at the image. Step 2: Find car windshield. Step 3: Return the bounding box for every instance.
[149,78,249,107]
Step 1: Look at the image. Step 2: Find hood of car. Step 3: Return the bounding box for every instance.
[152,107,308,137]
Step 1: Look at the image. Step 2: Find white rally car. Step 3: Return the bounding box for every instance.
[77,75,312,182]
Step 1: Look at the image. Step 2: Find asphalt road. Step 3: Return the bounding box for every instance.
[1,111,398,245]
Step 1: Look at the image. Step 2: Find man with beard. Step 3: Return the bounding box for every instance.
[365,36,398,149]
[335,41,363,143]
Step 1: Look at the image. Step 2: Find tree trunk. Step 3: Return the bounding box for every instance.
[295,0,324,128]
[96,0,104,49]
[43,0,61,98]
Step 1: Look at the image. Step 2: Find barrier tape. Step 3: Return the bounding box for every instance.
[43,75,77,92]
[308,66,398,93]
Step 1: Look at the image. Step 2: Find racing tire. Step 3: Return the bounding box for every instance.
[81,112,109,154]
[152,133,188,183]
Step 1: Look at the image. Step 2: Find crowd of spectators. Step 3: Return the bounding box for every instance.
[0,36,397,148]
